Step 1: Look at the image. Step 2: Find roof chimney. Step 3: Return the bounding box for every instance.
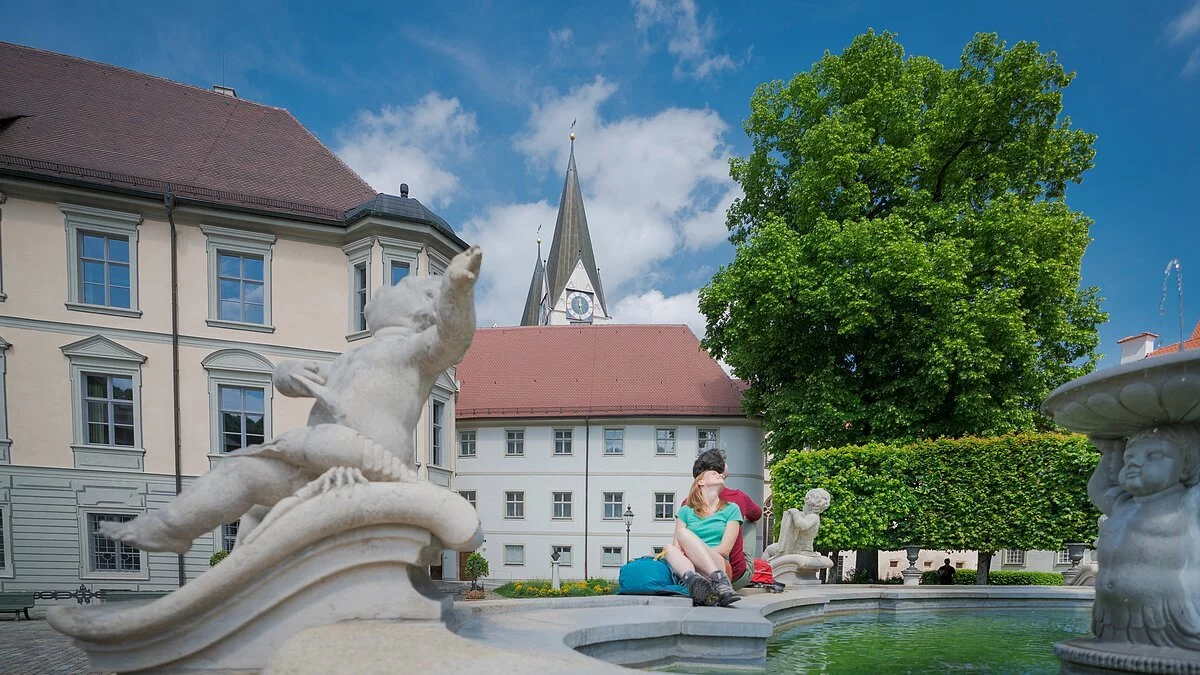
[399,183,409,198]
[212,85,237,98]
[1116,332,1158,364]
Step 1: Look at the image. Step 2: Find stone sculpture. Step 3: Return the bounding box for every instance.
[762,488,833,585]
[1043,349,1200,673]
[48,246,488,674]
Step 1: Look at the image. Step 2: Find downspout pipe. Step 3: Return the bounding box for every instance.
[583,416,590,579]
[164,189,186,588]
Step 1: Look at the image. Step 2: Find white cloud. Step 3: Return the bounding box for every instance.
[632,0,740,79]
[1167,2,1200,44]
[335,93,477,207]
[612,289,704,338]
[1185,46,1200,77]
[549,27,574,47]
[462,76,738,327]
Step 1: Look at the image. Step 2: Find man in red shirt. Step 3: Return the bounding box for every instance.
[688,449,762,590]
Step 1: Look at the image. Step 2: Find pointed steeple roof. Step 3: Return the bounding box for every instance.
[545,137,607,316]
[520,240,546,326]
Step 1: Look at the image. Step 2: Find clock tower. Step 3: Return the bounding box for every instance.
[519,133,610,326]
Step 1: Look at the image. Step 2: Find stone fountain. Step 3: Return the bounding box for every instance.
[1042,349,1200,674]
[44,247,542,673]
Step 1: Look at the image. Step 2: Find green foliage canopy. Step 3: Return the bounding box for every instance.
[700,31,1105,457]
[464,551,490,582]
[769,434,1100,554]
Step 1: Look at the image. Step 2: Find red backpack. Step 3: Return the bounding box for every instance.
[751,557,774,584]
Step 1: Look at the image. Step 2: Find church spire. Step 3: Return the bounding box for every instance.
[519,237,546,326]
[543,132,607,319]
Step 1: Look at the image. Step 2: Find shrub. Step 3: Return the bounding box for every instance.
[846,567,875,584]
[210,549,228,566]
[494,579,617,599]
[464,552,489,591]
[460,589,486,601]
[920,569,1063,586]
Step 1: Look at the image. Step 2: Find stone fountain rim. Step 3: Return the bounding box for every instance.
[1041,348,1200,433]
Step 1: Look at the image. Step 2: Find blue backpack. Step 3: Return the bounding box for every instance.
[617,555,688,597]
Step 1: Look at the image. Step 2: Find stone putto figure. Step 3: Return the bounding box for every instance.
[763,488,833,585]
[101,245,484,554]
[1088,425,1200,648]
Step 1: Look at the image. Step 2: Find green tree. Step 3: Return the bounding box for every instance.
[464,552,489,591]
[701,31,1105,460]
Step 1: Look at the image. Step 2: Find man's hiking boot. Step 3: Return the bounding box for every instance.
[682,571,720,606]
[709,570,741,607]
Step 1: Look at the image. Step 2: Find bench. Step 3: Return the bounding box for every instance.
[105,590,171,603]
[0,592,35,620]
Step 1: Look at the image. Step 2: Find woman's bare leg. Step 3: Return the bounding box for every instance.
[674,526,724,575]
[663,543,696,577]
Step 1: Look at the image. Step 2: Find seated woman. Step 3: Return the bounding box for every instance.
[662,469,742,606]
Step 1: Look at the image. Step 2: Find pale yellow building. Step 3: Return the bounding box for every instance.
[0,42,467,591]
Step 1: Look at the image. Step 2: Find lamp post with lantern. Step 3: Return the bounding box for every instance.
[623,506,635,562]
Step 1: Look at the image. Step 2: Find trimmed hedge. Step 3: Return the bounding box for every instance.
[920,569,1063,586]
[770,433,1099,554]
[210,549,228,566]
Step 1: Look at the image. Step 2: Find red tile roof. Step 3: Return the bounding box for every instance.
[455,325,748,420]
[1147,320,1200,357]
[0,42,376,219]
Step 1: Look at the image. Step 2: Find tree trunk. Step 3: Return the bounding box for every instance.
[855,549,879,582]
[976,551,994,585]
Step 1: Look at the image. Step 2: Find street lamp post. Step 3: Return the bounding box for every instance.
[623,506,635,562]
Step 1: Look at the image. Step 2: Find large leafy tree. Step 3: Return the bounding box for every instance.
[701,31,1106,458]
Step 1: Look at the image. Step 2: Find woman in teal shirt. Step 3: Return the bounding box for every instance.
[662,469,742,606]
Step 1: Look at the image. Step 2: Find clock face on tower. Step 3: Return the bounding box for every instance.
[566,291,594,322]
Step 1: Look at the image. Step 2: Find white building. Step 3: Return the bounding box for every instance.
[454,324,765,581]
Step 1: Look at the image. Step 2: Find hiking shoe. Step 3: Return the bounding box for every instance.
[709,570,741,607]
[682,571,720,607]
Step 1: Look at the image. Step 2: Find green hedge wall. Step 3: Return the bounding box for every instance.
[770,433,1099,554]
[920,569,1064,586]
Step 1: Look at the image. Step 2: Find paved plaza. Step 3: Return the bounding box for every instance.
[0,611,91,675]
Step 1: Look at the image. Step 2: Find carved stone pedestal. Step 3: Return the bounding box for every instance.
[770,554,832,586]
[48,481,483,674]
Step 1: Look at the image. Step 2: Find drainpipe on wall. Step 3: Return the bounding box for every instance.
[164,189,185,588]
[0,189,7,300]
[583,416,590,579]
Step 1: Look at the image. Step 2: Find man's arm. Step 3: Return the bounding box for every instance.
[729,488,763,523]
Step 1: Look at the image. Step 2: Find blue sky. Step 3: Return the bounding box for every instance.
[4,0,1198,367]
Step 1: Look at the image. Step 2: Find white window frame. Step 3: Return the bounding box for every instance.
[379,236,421,285]
[458,430,476,458]
[344,239,372,340]
[505,491,525,519]
[604,427,624,455]
[429,399,445,467]
[220,521,240,553]
[202,349,274,460]
[503,544,525,566]
[458,490,477,509]
[552,491,573,520]
[202,225,275,333]
[61,203,142,318]
[552,545,573,567]
[603,492,624,520]
[1003,549,1026,566]
[63,336,146,471]
[0,337,10,464]
[1057,548,1072,565]
[505,429,525,457]
[79,509,149,580]
[698,428,720,454]
[655,427,677,456]
[654,492,676,521]
[602,546,623,567]
[427,248,450,275]
[553,428,573,456]
[0,503,13,578]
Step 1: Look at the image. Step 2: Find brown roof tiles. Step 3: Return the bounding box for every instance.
[455,324,748,420]
[0,41,376,218]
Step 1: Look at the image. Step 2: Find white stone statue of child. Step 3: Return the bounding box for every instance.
[1088,425,1200,648]
[101,246,483,554]
[763,488,831,561]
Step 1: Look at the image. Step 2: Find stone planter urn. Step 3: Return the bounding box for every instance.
[1042,349,1200,673]
[901,545,922,586]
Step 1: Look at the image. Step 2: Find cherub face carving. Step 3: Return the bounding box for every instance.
[1120,434,1186,497]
